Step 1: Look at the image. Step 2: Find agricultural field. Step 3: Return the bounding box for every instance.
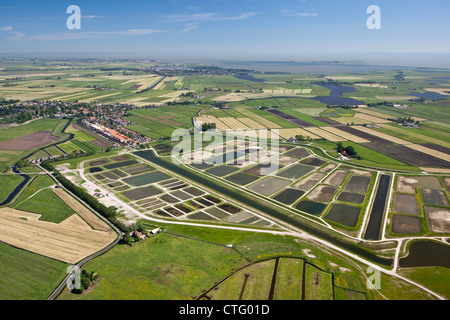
[0,240,68,300]
[1,60,450,301]
[0,172,117,265]
[0,118,69,171]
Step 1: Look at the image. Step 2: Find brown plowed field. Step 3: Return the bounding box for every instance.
[0,131,59,151]
[336,126,450,168]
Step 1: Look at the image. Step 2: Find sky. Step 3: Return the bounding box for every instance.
[0,0,449,65]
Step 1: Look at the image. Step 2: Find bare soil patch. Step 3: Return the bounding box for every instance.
[425,207,450,233]
[0,131,59,151]
[391,214,422,234]
[396,176,442,194]
[293,172,326,191]
[307,185,337,203]
[421,188,449,206]
[394,194,419,215]
[324,170,348,186]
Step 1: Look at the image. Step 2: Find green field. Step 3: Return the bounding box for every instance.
[15,188,74,222]
[0,174,25,204]
[54,222,443,300]
[58,232,248,300]
[0,241,68,300]
[12,175,55,205]
[58,140,84,154]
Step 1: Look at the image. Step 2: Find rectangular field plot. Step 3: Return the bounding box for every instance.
[425,207,450,233]
[304,264,334,300]
[354,113,390,124]
[300,157,325,167]
[352,126,412,145]
[278,128,320,140]
[273,258,304,300]
[276,164,315,180]
[307,185,337,203]
[187,211,218,221]
[295,200,327,216]
[123,172,171,187]
[247,176,292,196]
[240,260,276,300]
[396,176,442,194]
[121,164,154,175]
[325,203,361,228]
[394,194,419,215]
[337,192,365,205]
[170,190,195,200]
[225,172,260,185]
[243,163,282,176]
[303,127,346,142]
[344,175,372,193]
[122,186,163,201]
[104,160,139,170]
[293,173,326,191]
[391,215,422,234]
[272,188,305,205]
[205,165,240,177]
[421,189,449,206]
[320,126,371,143]
[284,147,310,158]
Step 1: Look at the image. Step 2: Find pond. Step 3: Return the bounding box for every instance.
[312,84,364,106]
[399,240,450,268]
[234,74,266,82]
[295,200,327,216]
[325,203,361,228]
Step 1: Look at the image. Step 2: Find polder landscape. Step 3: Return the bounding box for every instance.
[0,58,449,302]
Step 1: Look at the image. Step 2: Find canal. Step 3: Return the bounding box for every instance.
[364,174,391,241]
[0,167,30,207]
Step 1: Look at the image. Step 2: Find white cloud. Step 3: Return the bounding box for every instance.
[181,22,200,33]
[165,12,257,22]
[0,26,26,40]
[281,9,318,17]
[9,29,164,41]
[82,15,103,20]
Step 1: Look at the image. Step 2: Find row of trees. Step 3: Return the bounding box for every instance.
[42,161,131,233]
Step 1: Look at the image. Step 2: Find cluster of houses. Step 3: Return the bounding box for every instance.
[82,119,150,148]
[129,227,162,242]
[28,153,69,164]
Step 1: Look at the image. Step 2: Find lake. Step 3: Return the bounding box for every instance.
[312,84,364,106]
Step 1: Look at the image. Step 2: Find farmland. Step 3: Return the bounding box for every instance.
[1,59,449,301]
